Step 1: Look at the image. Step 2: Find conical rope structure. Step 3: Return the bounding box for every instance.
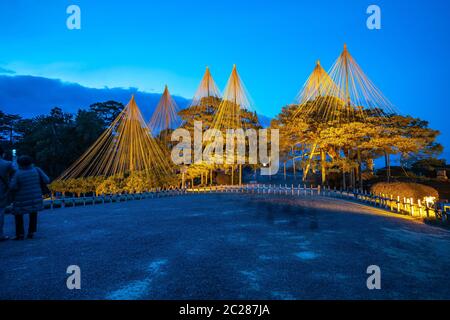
[148,85,181,136]
[206,65,259,185]
[190,66,221,108]
[57,95,172,185]
[210,64,256,131]
[294,44,397,123]
[295,60,342,108]
[179,67,222,131]
[291,45,399,184]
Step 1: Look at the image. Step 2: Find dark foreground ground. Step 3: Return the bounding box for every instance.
[1,194,449,300]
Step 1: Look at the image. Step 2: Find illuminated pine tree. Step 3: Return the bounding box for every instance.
[209,65,260,185]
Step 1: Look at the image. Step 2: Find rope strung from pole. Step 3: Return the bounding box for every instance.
[190,66,221,107]
[57,95,173,183]
[148,85,181,135]
[294,44,398,124]
[210,64,256,131]
[295,60,342,106]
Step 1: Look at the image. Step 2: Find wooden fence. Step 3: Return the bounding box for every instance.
[42,184,449,224]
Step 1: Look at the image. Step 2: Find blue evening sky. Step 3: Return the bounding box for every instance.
[0,0,449,156]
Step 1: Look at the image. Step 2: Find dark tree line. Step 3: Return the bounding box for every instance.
[1,99,447,183]
[0,101,123,179]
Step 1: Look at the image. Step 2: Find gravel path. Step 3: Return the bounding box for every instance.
[1,194,449,300]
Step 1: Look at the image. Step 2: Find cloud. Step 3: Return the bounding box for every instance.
[0,67,15,74]
[0,74,274,126]
[0,75,190,120]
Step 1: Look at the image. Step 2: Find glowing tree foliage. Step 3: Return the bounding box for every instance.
[57,95,172,185]
[278,45,402,186]
[176,67,222,187]
[148,85,181,136]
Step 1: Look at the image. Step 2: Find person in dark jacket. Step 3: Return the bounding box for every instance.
[0,146,15,241]
[9,156,50,240]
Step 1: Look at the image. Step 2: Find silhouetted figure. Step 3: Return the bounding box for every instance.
[0,146,15,241]
[9,156,50,240]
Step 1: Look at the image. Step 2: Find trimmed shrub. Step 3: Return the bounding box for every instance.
[370,182,439,201]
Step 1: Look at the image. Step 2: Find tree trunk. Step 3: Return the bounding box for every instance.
[385,152,391,182]
[357,148,362,191]
[303,143,317,182]
[293,159,296,180]
[342,171,346,190]
[367,158,374,175]
[321,149,326,185]
[387,153,391,182]
[347,149,354,189]
[239,164,242,185]
[231,166,234,185]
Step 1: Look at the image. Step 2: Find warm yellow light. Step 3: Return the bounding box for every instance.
[57,95,173,187]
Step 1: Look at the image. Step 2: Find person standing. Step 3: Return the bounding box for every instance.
[0,146,15,241]
[9,155,50,240]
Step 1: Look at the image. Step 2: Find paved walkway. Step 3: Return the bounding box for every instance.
[1,194,449,300]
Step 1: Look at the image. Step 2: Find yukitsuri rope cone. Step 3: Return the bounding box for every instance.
[58,95,173,187]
